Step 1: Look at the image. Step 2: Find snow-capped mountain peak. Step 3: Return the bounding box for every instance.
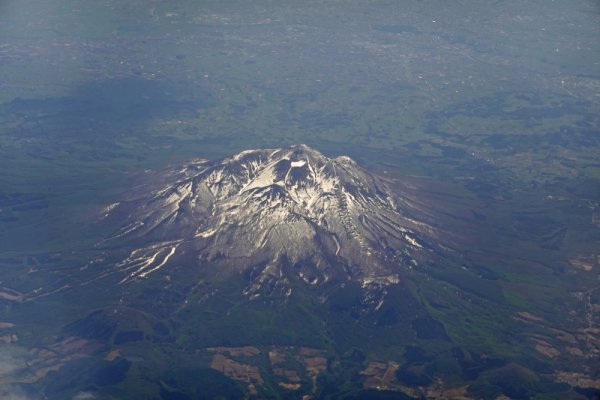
[101,145,441,297]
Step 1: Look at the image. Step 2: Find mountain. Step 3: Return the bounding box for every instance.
[3,145,593,399]
[101,144,451,301]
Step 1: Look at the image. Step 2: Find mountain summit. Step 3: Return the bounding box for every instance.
[102,145,444,297]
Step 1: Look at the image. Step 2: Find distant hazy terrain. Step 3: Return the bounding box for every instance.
[0,1,599,398]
